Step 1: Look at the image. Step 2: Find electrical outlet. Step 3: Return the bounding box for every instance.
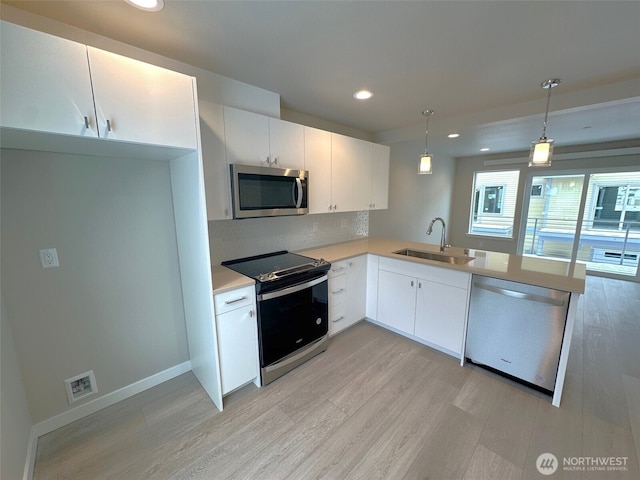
[39,248,59,268]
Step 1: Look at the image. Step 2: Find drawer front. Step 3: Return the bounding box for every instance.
[329,301,347,336]
[328,274,347,304]
[328,260,348,278]
[214,285,255,315]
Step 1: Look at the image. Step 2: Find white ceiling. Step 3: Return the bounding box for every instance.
[4,0,640,157]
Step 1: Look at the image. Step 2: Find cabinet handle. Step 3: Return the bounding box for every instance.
[249,310,254,317]
[224,295,247,304]
[106,119,112,132]
[411,280,414,287]
[273,157,278,165]
[347,262,352,267]
[333,316,345,323]
[418,282,422,288]
[331,288,344,294]
[332,267,345,272]
[84,116,90,129]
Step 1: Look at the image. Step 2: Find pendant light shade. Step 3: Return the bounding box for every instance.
[529,79,560,167]
[418,110,434,175]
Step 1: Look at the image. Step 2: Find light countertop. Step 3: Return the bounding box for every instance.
[212,237,586,295]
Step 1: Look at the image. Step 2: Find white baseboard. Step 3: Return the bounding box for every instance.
[24,361,192,480]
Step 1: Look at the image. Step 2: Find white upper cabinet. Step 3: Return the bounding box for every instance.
[331,134,372,213]
[223,106,304,169]
[304,127,333,214]
[87,47,197,149]
[223,107,270,166]
[200,101,232,220]
[268,118,304,170]
[0,21,98,137]
[370,143,390,210]
[0,21,198,150]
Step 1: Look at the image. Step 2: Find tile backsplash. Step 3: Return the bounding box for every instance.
[208,211,369,264]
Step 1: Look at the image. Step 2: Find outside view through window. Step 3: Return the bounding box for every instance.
[469,170,640,277]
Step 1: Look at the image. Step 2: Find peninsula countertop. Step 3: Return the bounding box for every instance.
[212,237,586,294]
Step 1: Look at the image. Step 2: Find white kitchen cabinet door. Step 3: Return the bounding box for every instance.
[223,106,270,166]
[346,256,367,326]
[268,118,304,170]
[216,303,259,395]
[200,102,232,220]
[415,279,468,355]
[304,127,333,214]
[331,134,372,212]
[370,143,390,210]
[377,270,416,335]
[87,47,198,149]
[0,21,98,138]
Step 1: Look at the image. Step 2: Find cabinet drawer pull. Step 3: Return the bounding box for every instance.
[224,295,247,304]
[332,316,345,323]
[332,267,345,272]
[106,119,112,132]
[411,280,414,287]
[331,288,344,294]
[84,116,90,129]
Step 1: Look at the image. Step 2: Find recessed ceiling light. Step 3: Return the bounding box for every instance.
[480,147,490,152]
[353,90,373,100]
[124,0,164,11]
[447,133,460,139]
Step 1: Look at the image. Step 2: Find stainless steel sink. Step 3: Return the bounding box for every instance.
[393,248,475,265]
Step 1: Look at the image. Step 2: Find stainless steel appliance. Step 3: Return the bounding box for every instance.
[221,251,330,385]
[465,275,570,393]
[230,164,308,219]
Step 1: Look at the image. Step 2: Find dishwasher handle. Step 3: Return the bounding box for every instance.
[473,282,566,307]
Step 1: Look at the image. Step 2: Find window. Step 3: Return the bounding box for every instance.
[469,170,520,238]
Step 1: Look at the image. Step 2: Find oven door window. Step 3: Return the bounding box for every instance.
[238,173,307,211]
[257,280,328,367]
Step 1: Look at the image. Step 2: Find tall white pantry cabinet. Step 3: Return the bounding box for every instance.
[1,20,224,412]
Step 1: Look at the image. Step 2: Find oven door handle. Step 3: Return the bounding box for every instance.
[258,274,328,301]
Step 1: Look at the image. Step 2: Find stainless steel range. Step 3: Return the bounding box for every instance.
[221,251,330,385]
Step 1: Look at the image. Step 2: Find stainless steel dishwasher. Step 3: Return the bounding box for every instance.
[465,275,570,393]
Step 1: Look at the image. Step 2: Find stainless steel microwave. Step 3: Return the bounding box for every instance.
[230,164,309,219]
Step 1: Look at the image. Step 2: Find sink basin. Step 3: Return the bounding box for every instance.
[393,248,475,265]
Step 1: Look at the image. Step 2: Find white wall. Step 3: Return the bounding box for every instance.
[1,150,189,423]
[369,139,456,245]
[1,154,33,480]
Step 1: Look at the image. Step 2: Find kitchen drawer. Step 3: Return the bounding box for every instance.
[328,260,348,278]
[214,285,255,315]
[329,274,347,304]
[330,301,347,328]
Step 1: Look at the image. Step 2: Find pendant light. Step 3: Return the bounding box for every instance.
[529,79,560,167]
[418,110,434,175]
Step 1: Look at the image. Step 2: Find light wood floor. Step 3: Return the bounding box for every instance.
[34,276,640,479]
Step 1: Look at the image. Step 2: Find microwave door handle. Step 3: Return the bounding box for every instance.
[294,178,303,208]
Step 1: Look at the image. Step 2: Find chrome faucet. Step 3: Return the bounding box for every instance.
[427,217,450,253]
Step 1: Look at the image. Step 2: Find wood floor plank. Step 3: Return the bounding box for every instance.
[226,400,347,480]
[401,404,485,480]
[462,444,523,480]
[622,374,640,479]
[345,367,459,480]
[478,381,539,468]
[283,353,433,480]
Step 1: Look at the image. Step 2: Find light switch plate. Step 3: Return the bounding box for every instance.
[39,248,60,268]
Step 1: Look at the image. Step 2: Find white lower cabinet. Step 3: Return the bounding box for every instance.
[214,285,260,395]
[328,255,367,336]
[376,257,471,357]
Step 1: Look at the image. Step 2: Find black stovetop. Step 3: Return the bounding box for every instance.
[221,250,329,284]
